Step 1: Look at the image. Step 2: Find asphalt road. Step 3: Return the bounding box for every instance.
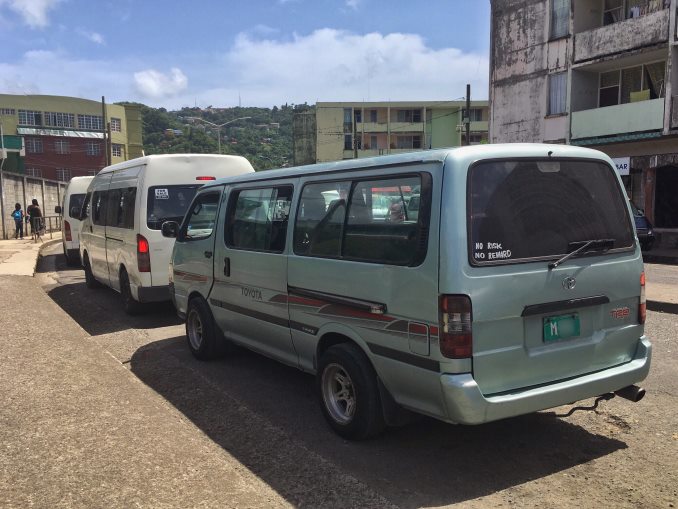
[37,243,678,508]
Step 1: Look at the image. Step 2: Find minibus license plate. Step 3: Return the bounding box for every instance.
[543,313,580,342]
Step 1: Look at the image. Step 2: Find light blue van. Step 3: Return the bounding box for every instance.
[163,144,651,439]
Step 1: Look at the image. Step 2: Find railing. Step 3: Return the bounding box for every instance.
[24,215,62,242]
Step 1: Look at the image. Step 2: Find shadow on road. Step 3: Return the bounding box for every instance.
[35,253,81,273]
[130,337,627,508]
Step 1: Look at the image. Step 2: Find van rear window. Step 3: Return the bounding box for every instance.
[147,185,200,230]
[68,194,86,218]
[468,159,634,265]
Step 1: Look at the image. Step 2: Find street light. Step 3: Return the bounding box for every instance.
[187,116,251,154]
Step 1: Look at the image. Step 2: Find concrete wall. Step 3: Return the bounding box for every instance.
[292,112,316,166]
[570,69,599,111]
[1,172,66,239]
[489,0,570,143]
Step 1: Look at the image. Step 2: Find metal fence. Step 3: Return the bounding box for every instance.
[0,170,67,240]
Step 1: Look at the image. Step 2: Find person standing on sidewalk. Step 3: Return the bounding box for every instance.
[26,199,43,242]
[11,203,24,239]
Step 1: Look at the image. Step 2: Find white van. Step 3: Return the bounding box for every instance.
[79,154,254,313]
[56,176,94,266]
[165,144,651,440]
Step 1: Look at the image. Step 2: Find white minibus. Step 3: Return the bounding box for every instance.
[55,176,94,266]
[165,145,651,439]
[80,154,254,313]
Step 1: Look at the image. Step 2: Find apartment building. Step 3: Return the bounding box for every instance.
[490,0,678,242]
[0,94,143,181]
[299,101,489,164]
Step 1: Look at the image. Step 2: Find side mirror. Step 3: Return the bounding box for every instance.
[70,206,81,218]
[161,221,179,238]
[55,205,62,214]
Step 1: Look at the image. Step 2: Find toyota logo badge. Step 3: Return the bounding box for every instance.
[563,276,576,290]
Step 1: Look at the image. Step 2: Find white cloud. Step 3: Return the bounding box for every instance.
[222,29,489,105]
[77,29,105,45]
[133,67,188,99]
[345,0,360,10]
[0,0,62,28]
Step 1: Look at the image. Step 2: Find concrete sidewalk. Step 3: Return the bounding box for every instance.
[0,231,63,276]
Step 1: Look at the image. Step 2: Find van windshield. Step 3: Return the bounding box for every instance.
[468,159,634,265]
[147,185,200,230]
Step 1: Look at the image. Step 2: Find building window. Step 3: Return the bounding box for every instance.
[369,109,377,122]
[548,72,567,115]
[111,117,122,132]
[85,141,102,156]
[25,138,43,154]
[56,168,71,181]
[55,140,70,154]
[18,110,42,126]
[396,109,422,123]
[112,143,123,157]
[26,168,41,177]
[369,135,378,149]
[78,114,103,131]
[0,108,15,115]
[550,0,570,39]
[463,133,485,145]
[354,110,362,123]
[463,108,484,122]
[344,135,353,150]
[396,135,422,149]
[44,112,75,128]
[599,61,666,107]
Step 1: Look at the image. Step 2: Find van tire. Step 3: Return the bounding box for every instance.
[186,297,223,360]
[83,254,101,289]
[120,268,142,315]
[317,343,385,440]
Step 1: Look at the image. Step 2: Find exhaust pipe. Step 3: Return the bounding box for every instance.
[615,385,646,403]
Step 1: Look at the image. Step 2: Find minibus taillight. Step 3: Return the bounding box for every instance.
[137,234,151,273]
[439,295,473,359]
[639,271,646,324]
[64,220,72,242]
[196,176,216,181]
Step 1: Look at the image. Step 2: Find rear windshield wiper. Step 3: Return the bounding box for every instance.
[548,239,615,270]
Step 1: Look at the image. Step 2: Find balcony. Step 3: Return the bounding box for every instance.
[574,8,669,63]
[571,98,664,139]
[359,122,388,133]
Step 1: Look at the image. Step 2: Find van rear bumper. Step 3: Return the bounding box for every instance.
[440,337,651,425]
[137,285,170,303]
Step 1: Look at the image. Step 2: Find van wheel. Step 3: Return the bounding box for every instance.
[317,343,385,440]
[120,269,142,315]
[186,297,225,360]
[83,254,100,289]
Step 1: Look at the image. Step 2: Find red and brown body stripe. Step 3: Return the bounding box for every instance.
[173,270,209,283]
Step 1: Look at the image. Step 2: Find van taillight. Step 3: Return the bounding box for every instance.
[196,176,216,181]
[639,271,646,324]
[137,234,151,273]
[439,295,473,359]
[64,220,72,241]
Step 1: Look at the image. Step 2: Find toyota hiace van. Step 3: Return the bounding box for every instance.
[165,145,651,439]
[56,175,94,266]
[79,154,254,313]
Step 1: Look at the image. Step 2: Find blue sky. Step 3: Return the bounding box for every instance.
[0,0,491,109]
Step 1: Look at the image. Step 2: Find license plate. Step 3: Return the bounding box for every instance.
[543,313,580,342]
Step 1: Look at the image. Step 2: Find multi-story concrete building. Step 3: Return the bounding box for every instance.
[297,101,489,165]
[490,0,678,242]
[0,94,143,181]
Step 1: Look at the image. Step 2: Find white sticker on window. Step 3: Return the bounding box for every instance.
[155,188,169,200]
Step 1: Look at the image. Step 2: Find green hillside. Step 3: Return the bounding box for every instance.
[118,102,314,171]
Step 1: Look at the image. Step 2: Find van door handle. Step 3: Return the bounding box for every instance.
[223,257,230,277]
[204,251,212,259]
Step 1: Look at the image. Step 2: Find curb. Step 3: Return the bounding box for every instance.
[647,300,678,315]
[643,253,678,265]
[33,237,62,276]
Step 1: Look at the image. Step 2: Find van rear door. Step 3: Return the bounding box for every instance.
[458,158,642,395]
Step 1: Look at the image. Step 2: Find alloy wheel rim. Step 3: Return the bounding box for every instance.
[322,363,356,425]
[188,310,203,350]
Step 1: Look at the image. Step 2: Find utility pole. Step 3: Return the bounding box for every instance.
[101,97,110,166]
[465,84,471,146]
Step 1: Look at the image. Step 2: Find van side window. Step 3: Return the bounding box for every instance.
[294,174,430,266]
[106,187,136,229]
[92,191,107,226]
[81,192,92,219]
[226,186,293,253]
[345,176,423,264]
[184,192,220,241]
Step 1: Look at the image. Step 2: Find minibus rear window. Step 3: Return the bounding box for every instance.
[147,185,200,230]
[468,159,634,265]
[68,194,86,218]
